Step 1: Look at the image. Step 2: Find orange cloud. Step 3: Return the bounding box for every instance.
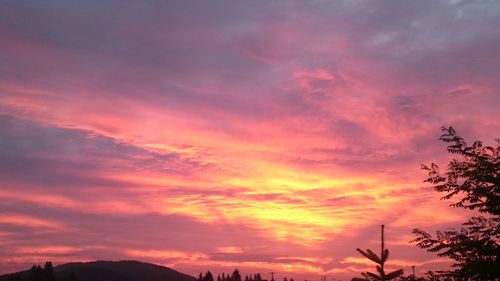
[1,1,500,280]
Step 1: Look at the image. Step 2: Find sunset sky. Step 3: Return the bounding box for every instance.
[1,0,500,280]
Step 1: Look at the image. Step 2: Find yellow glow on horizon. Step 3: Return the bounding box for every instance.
[223,160,377,193]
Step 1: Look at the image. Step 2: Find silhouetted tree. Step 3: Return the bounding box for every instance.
[254,274,262,281]
[42,262,55,281]
[352,225,404,281]
[412,127,499,280]
[231,269,242,281]
[283,277,288,281]
[28,265,43,281]
[203,271,214,281]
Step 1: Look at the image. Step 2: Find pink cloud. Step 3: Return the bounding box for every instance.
[1,1,499,280]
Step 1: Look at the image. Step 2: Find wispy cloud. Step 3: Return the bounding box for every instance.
[1,0,499,279]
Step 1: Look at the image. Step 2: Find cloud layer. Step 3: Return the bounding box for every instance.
[1,0,499,279]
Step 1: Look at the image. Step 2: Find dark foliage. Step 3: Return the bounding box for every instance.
[199,271,214,281]
[27,263,55,281]
[231,270,241,281]
[412,127,500,280]
[42,263,55,281]
[352,225,404,281]
[421,127,499,214]
[212,271,292,281]
[28,266,43,281]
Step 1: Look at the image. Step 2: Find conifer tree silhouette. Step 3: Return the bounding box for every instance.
[352,225,403,281]
[231,269,242,281]
[28,265,43,281]
[204,271,214,281]
[43,262,55,281]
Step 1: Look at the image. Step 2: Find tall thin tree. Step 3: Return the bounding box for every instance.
[352,225,404,281]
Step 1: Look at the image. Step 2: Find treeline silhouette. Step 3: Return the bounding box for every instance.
[28,262,54,281]
[1,260,191,281]
[197,270,295,281]
[24,262,76,281]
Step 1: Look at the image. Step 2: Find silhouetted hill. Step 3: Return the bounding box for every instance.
[0,260,197,281]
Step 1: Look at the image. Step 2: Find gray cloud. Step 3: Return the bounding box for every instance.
[0,115,213,190]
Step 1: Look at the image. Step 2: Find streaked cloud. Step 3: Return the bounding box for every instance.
[1,0,499,280]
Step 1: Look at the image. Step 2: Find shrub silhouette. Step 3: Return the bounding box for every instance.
[412,127,499,280]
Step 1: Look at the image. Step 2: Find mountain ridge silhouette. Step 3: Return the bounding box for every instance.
[0,260,197,281]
